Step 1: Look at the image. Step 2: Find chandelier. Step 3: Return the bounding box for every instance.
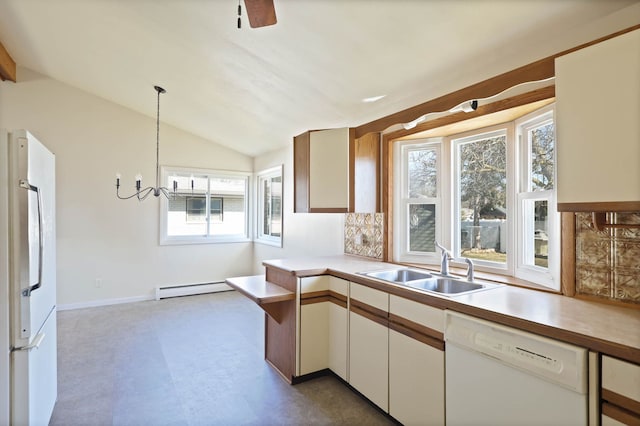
[115,85,185,200]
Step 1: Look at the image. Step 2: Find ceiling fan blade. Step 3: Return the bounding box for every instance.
[244,0,277,28]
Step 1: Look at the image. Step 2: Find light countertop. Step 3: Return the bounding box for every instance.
[263,255,640,364]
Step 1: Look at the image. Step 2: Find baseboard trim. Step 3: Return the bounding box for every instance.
[155,281,233,300]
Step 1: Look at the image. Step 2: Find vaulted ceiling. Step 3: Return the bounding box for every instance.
[0,0,637,156]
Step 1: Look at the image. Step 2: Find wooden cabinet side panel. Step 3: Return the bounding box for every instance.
[389,330,444,426]
[353,131,380,213]
[293,132,310,213]
[264,267,297,382]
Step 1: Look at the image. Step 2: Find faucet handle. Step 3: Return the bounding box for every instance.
[462,257,474,282]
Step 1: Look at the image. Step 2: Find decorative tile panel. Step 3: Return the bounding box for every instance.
[575,212,640,304]
[344,213,384,259]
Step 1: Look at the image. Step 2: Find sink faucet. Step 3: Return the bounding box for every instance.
[434,241,453,276]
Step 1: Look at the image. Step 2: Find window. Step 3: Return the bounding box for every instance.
[453,128,510,271]
[394,104,559,290]
[160,167,250,245]
[394,140,442,264]
[256,165,283,246]
[515,105,559,288]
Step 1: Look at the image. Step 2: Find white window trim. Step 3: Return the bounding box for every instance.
[159,166,252,245]
[394,138,443,264]
[392,104,559,290]
[514,104,560,290]
[255,165,283,247]
[449,125,515,276]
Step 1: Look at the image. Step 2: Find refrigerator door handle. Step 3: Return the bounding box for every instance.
[19,179,43,297]
[11,332,45,352]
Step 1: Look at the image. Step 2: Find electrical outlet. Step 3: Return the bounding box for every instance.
[95,278,102,288]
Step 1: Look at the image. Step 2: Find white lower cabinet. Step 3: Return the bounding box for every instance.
[601,355,640,425]
[299,276,349,377]
[349,283,389,412]
[328,300,348,380]
[389,295,445,426]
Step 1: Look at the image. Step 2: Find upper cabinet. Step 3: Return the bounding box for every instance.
[294,128,380,213]
[555,29,640,212]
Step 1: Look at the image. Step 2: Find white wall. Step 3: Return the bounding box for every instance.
[252,145,345,274]
[0,68,255,307]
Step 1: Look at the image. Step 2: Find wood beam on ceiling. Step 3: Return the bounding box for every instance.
[0,40,16,82]
[355,24,640,139]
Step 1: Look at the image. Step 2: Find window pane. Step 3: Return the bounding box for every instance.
[408,148,437,198]
[409,204,436,252]
[523,199,549,269]
[530,122,554,191]
[458,135,507,264]
[263,175,282,237]
[209,177,246,236]
[167,175,208,236]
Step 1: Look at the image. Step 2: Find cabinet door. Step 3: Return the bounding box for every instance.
[349,310,388,412]
[389,329,444,426]
[328,303,348,381]
[388,295,445,425]
[556,29,640,209]
[309,128,351,211]
[299,302,329,375]
[349,282,389,411]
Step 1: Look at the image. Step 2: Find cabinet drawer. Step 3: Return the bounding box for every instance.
[350,282,388,312]
[300,276,329,294]
[602,356,640,403]
[389,295,444,333]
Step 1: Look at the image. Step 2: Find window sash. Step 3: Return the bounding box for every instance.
[256,165,283,247]
[160,166,250,245]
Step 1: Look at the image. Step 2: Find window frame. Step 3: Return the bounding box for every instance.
[392,104,559,290]
[255,165,283,247]
[450,125,515,276]
[514,104,560,289]
[394,138,444,265]
[159,166,251,245]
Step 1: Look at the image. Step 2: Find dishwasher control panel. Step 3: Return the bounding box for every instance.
[444,311,587,393]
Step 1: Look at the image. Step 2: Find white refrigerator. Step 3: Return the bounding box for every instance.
[0,129,57,426]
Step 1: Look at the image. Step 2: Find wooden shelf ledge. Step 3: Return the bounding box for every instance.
[225,275,295,323]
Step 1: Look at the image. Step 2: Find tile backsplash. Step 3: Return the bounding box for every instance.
[344,213,384,260]
[575,212,640,304]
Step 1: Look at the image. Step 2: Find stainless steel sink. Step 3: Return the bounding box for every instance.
[359,268,501,296]
[405,277,484,294]
[361,268,434,283]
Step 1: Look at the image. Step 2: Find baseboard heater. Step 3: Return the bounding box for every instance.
[155,281,233,300]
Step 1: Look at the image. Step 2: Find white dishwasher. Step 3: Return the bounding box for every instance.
[445,311,588,426]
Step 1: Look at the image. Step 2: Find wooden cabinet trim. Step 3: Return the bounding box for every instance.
[388,313,443,342]
[350,300,389,328]
[300,290,347,308]
[293,131,310,213]
[602,402,640,426]
[558,201,640,212]
[388,316,444,351]
[602,388,640,417]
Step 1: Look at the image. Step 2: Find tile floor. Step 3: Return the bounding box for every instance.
[50,291,394,425]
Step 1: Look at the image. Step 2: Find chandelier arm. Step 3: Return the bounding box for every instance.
[116,185,153,200]
[138,187,155,201]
